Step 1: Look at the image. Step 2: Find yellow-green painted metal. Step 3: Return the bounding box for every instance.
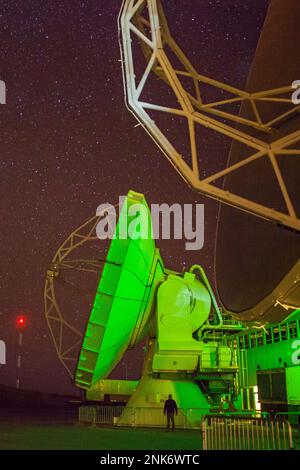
[86,379,139,402]
[155,272,211,355]
[75,188,242,421]
[75,190,165,389]
[117,376,210,427]
[233,309,300,388]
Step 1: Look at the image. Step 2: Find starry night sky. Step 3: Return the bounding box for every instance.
[0,0,268,395]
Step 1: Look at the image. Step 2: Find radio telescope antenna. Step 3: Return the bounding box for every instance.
[118,0,300,232]
[73,190,243,427]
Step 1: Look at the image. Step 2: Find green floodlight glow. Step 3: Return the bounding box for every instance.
[75,190,165,389]
[73,190,242,426]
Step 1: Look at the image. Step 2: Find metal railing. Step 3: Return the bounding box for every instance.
[79,405,125,425]
[79,406,296,449]
[202,415,294,450]
[79,405,207,429]
[79,405,272,430]
[275,412,300,448]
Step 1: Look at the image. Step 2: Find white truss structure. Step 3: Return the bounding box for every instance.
[119,0,300,231]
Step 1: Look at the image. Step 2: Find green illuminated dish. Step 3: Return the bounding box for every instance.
[75,190,165,388]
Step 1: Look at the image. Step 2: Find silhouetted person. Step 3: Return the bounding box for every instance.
[164,394,178,431]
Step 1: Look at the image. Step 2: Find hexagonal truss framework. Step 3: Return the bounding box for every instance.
[44,215,102,377]
[119,0,300,231]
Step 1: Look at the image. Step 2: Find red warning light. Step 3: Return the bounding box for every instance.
[16,315,27,329]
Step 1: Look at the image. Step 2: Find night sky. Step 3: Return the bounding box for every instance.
[0,0,268,395]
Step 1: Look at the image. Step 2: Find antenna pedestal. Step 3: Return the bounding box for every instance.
[117,374,209,428]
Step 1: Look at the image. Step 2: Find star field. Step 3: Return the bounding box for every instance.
[0,0,268,394]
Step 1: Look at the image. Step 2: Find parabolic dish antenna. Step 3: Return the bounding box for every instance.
[71,190,242,426]
[46,189,244,427]
[118,0,300,325]
[75,191,165,388]
[215,0,300,324]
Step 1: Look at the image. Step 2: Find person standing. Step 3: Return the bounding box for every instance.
[164,394,178,431]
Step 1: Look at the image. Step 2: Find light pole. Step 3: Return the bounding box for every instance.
[16,315,27,389]
[0,312,5,366]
